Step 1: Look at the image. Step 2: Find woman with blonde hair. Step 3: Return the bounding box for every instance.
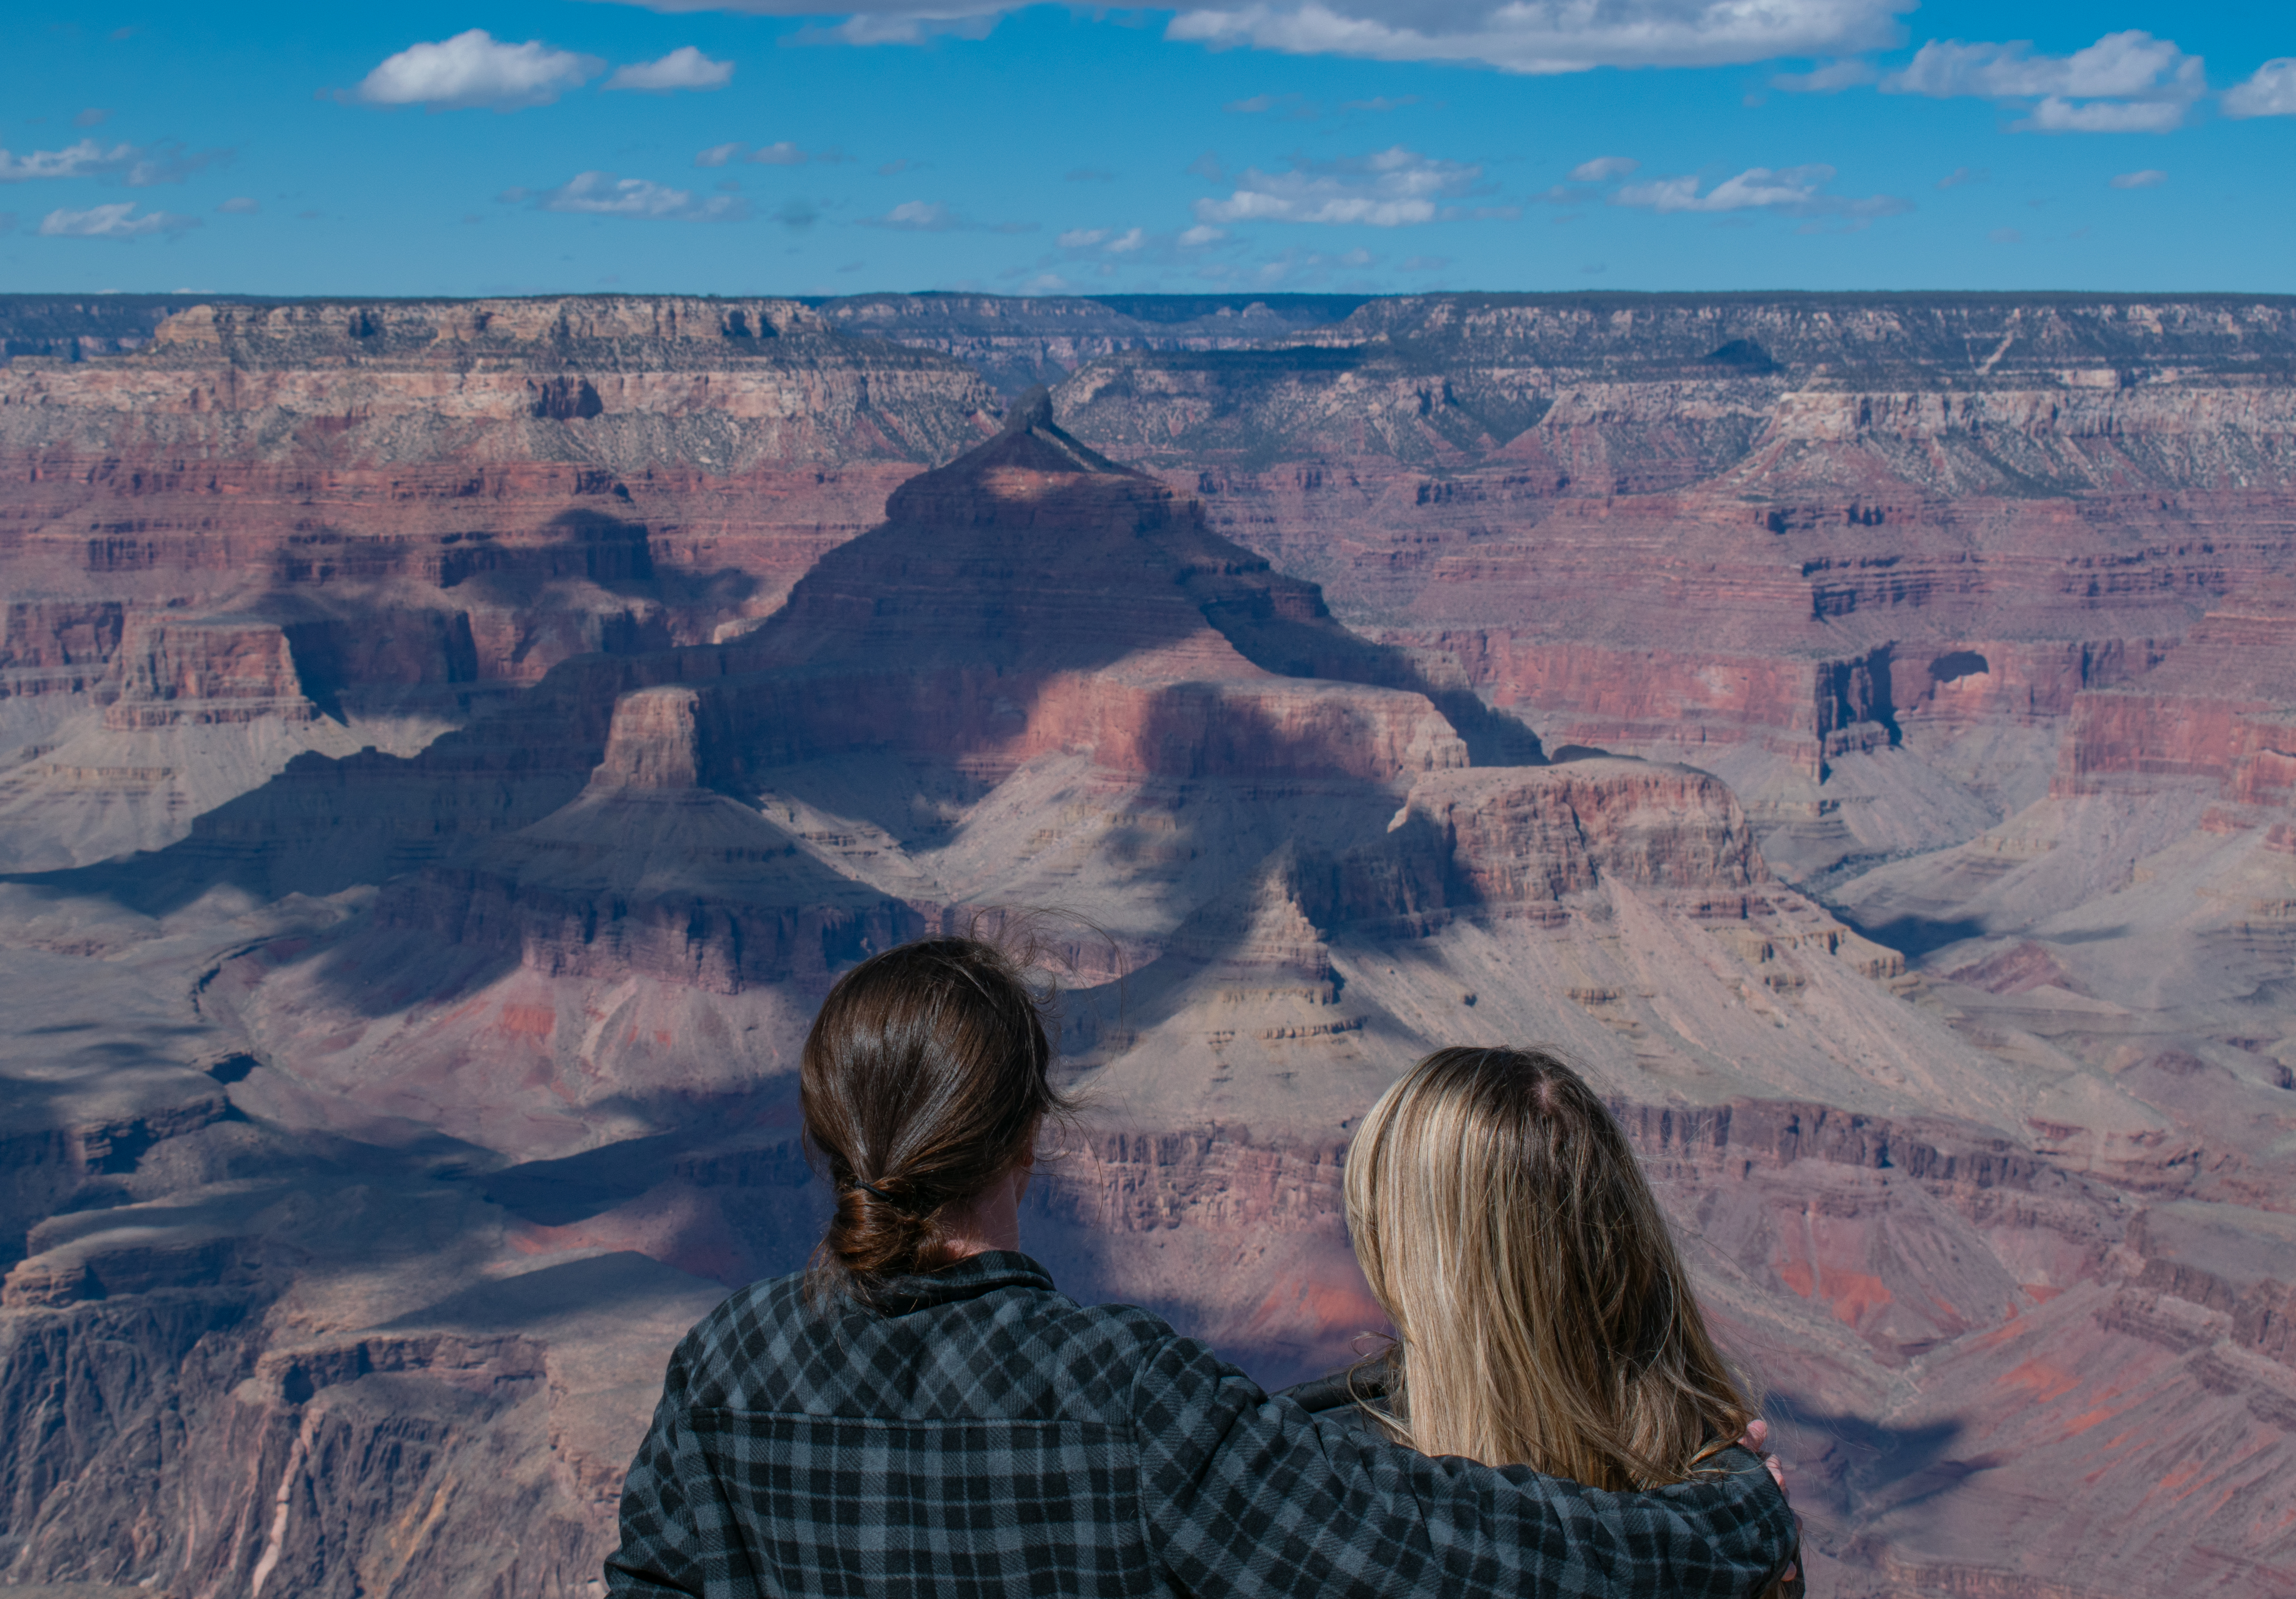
[1297,1044,1801,1591]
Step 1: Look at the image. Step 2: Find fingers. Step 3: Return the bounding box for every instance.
[1735,1419,1789,1498]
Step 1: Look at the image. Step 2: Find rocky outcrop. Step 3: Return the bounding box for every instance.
[2057,579,2296,808]
[99,617,319,729]
[1408,760,1768,903]
[592,685,704,790]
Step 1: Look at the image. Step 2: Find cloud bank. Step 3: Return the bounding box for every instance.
[1883,30,2204,133]
[1165,0,1914,76]
[594,0,1912,73]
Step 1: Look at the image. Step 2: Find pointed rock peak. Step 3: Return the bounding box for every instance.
[1165,845,1332,973]
[1002,385,1056,435]
[929,386,1143,482]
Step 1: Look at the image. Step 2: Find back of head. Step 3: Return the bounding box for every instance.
[802,937,1065,1305]
[1344,1046,1753,1489]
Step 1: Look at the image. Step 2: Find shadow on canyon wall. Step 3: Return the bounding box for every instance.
[8,411,1540,923]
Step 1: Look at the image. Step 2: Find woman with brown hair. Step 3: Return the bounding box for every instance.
[607,938,1796,1599]
[1299,1045,1801,1593]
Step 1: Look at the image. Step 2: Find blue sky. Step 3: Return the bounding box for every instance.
[4,2,2292,296]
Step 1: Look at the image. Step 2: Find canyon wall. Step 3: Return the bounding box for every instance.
[4,293,2296,1598]
[0,295,997,867]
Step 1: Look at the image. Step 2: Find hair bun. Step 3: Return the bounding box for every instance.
[800,937,1071,1304]
[825,1181,939,1281]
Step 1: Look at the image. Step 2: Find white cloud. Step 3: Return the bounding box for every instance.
[872,199,959,231]
[1194,145,1478,227]
[596,0,1908,74]
[599,0,1026,42]
[1890,30,2200,99]
[354,30,603,110]
[1772,59,1877,92]
[1936,165,1986,188]
[2015,97,2185,134]
[855,199,1031,232]
[532,172,745,220]
[122,143,231,186]
[1614,164,1910,222]
[1883,30,2204,132]
[2223,59,2296,119]
[1226,91,1320,118]
[1164,0,1912,76]
[217,196,260,214]
[605,46,734,91]
[697,140,809,167]
[1569,155,1637,182]
[39,202,197,238]
[0,138,223,185]
[1059,226,1151,253]
[1178,224,1225,246]
[801,12,999,46]
[0,140,136,181]
[2110,168,2166,189]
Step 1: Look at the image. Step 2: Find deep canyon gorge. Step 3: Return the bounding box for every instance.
[3,289,2295,1597]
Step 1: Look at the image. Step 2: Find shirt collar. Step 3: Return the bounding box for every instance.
[871,1249,1056,1312]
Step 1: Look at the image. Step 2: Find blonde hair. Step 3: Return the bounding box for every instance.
[1344,1046,1755,1489]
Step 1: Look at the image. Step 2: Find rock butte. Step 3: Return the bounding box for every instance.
[3,291,2295,1598]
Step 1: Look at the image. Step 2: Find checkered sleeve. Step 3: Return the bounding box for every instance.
[605,1340,726,1597]
[1130,1332,1794,1599]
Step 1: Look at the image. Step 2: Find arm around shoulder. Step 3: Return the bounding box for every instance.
[1129,1333,1795,1599]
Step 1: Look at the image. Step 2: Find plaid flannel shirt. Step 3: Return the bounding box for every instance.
[606,1251,1794,1598]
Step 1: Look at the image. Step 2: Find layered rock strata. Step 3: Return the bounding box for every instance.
[0,296,997,867]
[6,294,2296,1599]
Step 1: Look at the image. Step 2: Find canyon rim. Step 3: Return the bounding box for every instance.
[3,290,2296,1597]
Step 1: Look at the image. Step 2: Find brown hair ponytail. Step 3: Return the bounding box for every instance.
[801,937,1068,1304]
